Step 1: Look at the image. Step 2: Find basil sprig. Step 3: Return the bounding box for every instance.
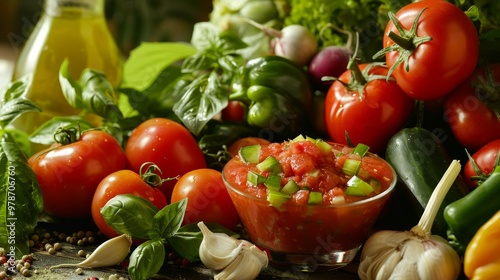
[101,194,237,280]
[0,76,44,258]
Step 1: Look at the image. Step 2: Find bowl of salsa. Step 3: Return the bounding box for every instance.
[222,135,396,272]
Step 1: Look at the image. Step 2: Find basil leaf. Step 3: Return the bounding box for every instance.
[168,222,240,262]
[173,72,228,136]
[59,59,123,122]
[29,116,94,145]
[120,65,185,117]
[0,133,44,257]
[80,68,123,122]
[59,59,84,109]
[0,98,41,129]
[101,194,158,240]
[149,198,187,240]
[122,42,196,91]
[0,75,31,102]
[128,239,165,280]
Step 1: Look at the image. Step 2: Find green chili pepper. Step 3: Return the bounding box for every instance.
[444,165,500,253]
[231,55,313,138]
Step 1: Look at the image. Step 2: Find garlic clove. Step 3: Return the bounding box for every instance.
[50,234,132,269]
[197,221,243,270]
[214,243,268,280]
[417,238,461,280]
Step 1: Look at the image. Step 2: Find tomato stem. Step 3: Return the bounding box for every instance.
[54,126,80,145]
[387,31,413,51]
[139,162,179,188]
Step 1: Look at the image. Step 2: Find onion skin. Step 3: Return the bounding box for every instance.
[309,45,351,92]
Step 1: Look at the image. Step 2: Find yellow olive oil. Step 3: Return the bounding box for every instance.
[12,0,122,136]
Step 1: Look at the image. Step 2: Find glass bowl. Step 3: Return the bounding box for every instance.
[222,141,396,272]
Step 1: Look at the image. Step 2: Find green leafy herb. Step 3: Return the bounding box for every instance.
[149,198,186,240]
[0,76,44,258]
[100,194,158,240]
[128,239,166,280]
[59,59,123,122]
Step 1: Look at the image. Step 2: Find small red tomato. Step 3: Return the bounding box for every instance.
[324,63,415,153]
[171,168,240,230]
[29,130,126,218]
[221,101,246,122]
[463,139,500,190]
[125,118,207,200]
[91,169,168,238]
[227,137,271,157]
[444,64,500,152]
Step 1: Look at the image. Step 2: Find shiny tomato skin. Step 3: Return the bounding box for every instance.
[221,101,246,122]
[444,64,500,152]
[228,137,271,157]
[91,170,168,238]
[324,63,415,154]
[171,168,240,230]
[125,118,207,200]
[383,0,479,100]
[28,130,126,218]
[463,139,500,190]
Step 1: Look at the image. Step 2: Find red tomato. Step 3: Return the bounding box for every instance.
[125,118,207,200]
[91,169,168,238]
[324,63,415,154]
[228,137,271,157]
[444,64,500,152]
[29,130,126,218]
[381,0,479,100]
[221,101,246,122]
[170,168,240,230]
[463,139,500,190]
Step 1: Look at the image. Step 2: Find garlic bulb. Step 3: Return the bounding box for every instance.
[50,234,132,269]
[358,160,462,280]
[197,222,268,280]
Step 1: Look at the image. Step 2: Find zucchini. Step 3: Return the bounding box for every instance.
[385,127,469,237]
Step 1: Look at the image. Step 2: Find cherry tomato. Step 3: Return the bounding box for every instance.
[463,139,500,190]
[227,137,271,157]
[381,0,479,100]
[444,64,500,152]
[221,101,246,122]
[324,63,415,154]
[29,130,126,218]
[170,168,240,230]
[91,169,168,238]
[125,118,207,200]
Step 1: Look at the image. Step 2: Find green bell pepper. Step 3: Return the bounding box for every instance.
[231,55,313,138]
[444,165,500,253]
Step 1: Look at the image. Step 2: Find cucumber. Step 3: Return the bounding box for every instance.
[384,127,469,237]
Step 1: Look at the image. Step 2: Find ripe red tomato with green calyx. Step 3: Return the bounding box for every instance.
[92,164,168,239]
[444,64,500,152]
[324,62,415,154]
[29,129,126,218]
[375,0,479,101]
[125,118,207,200]
[171,168,240,230]
[463,139,500,190]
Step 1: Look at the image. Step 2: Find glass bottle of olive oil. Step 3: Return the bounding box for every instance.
[12,0,122,136]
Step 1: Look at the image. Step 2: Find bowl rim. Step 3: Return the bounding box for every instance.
[222,141,397,209]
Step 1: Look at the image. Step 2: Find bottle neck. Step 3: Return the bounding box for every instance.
[44,0,104,17]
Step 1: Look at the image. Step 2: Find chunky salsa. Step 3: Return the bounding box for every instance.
[222,136,396,255]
